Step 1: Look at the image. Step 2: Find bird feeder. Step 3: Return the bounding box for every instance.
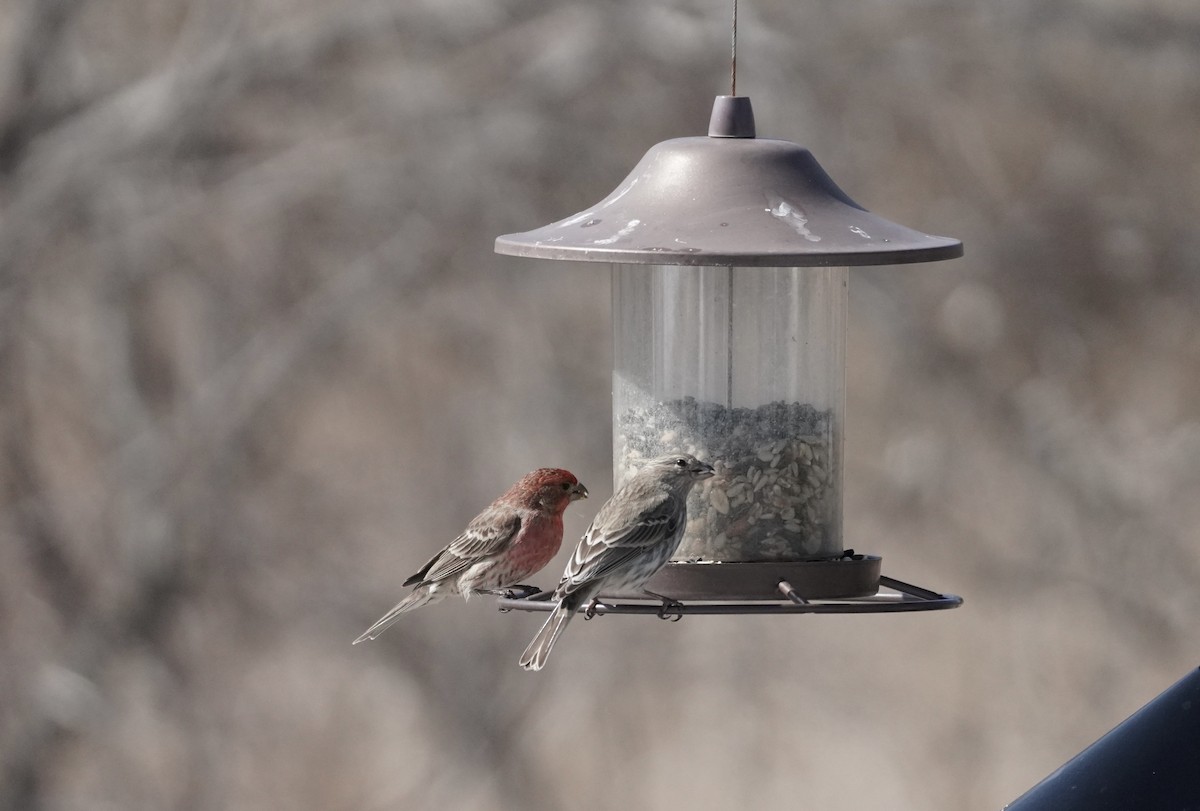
[495,95,963,616]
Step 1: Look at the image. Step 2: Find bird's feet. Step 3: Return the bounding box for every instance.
[583,597,607,620]
[491,584,541,612]
[643,591,684,621]
[500,584,542,600]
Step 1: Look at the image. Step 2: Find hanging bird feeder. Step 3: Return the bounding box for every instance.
[494,40,962,617]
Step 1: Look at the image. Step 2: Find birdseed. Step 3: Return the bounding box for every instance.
[616,396,840,562]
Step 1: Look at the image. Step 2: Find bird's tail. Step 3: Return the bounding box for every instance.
[352,584,444,644]
[519,592,587,671]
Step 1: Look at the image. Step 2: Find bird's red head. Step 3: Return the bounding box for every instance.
[513,468,589,513]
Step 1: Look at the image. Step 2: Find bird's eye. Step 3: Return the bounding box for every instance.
[675,458,688,467]
[561,482,572,490]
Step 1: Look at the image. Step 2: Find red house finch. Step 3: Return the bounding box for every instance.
[353,468,588,644]
[518,454,715,671]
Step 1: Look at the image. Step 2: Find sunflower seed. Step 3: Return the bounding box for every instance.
[616,396,839,562]
[710,487,730,515]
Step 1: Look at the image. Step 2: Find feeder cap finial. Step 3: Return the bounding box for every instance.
[708,95,756,138]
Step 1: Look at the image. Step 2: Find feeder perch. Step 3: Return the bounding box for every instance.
[495,96,963,615]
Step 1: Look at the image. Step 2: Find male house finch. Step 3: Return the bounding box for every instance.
[518,453,715,671]
[353,468,588,644]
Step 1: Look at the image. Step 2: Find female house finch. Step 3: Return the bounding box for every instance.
[518,454,715,671]
[353,468,588,644]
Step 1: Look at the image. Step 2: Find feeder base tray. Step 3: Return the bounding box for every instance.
[628,555,882,601]
[496,554,962,617]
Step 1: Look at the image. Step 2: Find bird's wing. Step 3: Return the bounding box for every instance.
[559,491,682,592]
[404,507,523,585]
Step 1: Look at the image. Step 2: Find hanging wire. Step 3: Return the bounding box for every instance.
[730,0,738,96]
[726,0,738,407]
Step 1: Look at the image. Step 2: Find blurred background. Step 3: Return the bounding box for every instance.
[1,0,1198,808]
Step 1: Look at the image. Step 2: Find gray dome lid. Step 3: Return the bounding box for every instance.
[495,96,962,267]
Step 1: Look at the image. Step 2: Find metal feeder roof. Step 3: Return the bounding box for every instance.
[495,96,963,268]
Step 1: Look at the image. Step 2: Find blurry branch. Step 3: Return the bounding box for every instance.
[5,0,585,187]
[0,0,591,341]
[137,225,434,504]
[0,0,407,332]
[0,224,435,811]
[435,3,597,102]
[0,2,567,793]
[4,420,92,626]
[0,5,439,779]
[1034,1,1200,48]
[0,0,81,174]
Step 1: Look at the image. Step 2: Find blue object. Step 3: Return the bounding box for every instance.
[1005,667,1200,810]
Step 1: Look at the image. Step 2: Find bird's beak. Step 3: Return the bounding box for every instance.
[571,483,589,501]
[697,462,716,479]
